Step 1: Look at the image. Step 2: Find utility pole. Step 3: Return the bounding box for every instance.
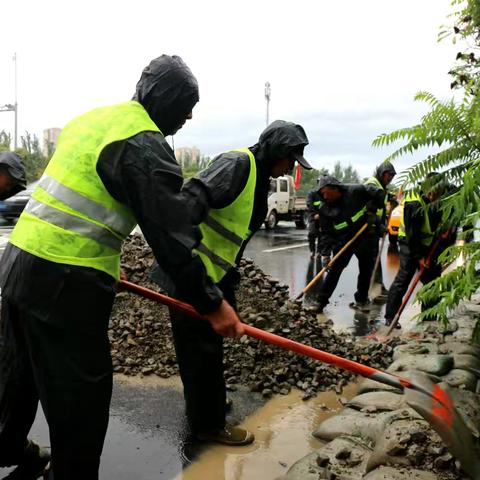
[0,53,18,150]
[264,81,271,127]
[13,53,18,150]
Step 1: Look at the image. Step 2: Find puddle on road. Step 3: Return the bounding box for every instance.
[177,382,358,480]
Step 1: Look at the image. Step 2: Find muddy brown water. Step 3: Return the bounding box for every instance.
[176,382,359,480]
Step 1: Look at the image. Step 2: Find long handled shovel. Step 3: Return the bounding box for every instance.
[118,279,480,478]
[368,232,386,298]
[384,233,445,336]
[296,222,368,300]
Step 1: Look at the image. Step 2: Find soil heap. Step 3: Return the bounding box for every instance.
[111,234,398,399]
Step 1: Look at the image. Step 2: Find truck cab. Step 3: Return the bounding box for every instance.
[265,175,307,229]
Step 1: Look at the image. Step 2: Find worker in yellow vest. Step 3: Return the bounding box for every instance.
[0,55,242,480]
[384,173,454,327]
[364,161,396,300]
[151,120,311,446]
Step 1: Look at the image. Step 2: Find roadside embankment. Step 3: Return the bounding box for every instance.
[277,295,480,480]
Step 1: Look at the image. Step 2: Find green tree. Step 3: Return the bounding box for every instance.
[332,161,360,183]
[16,131,48,183]
[0,130,11,152]
[372,0,480,333]
[295,167,328,196]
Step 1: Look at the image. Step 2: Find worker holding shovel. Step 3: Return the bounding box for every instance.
[384,173,456,328]
[312,176,384,313]
[0,55,243,480]
[151,120,312,446]
[364,161,397,301]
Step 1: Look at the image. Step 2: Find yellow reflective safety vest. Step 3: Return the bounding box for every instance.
[364,176,387,218]
[195,148,257,283]
[398,191,433,246]
[10,101,160,280]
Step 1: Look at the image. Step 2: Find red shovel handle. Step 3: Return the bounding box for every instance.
[118,280,404,388]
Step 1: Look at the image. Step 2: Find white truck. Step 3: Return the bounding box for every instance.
[264,175,308,229]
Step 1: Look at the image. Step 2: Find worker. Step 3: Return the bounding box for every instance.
[364,161,396,300]
[0,151,26,201]
[306,180,323,260]
[384,174,454,327]
[314,176,384,313]
[0,54,242,480]
[151,120,311,446]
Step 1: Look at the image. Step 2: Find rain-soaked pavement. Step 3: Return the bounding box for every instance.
[0,220,399,479]
[244,222,401,336]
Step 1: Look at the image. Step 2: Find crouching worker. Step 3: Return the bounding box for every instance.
[151,120,311,446]
[314,176,384,313]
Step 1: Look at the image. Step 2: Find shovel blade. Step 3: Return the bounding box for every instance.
[404,371,480,479]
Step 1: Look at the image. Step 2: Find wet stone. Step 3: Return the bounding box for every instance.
[113,235,396,399]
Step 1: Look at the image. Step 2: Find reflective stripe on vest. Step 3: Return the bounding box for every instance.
[38,174,132,237]
[10,101,159,280]
[365,176,387,218]
[24,198,122,251]
[334,206,367,231]
[398,191,433,246]
[195,148,256,283]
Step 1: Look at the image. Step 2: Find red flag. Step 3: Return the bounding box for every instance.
[294,164,302,190]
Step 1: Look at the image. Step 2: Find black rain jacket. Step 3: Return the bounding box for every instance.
[1,54,222,316]
[317,176,384,252]
[151,120,309,294]
[0,151,27,200]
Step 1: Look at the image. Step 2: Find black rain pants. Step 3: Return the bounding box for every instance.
[316,235,377,307]
[0,250,116,480]
[169,283,236,435]
[384,242,442,321]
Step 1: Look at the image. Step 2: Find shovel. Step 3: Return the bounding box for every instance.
[296,222,368,300]
[118,279,480,478]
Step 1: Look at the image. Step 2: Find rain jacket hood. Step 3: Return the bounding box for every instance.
[317,175,345,200]
[0,151,26,199]
[133,55,199,136]
[251,120,310,171]
[375,161,396,183]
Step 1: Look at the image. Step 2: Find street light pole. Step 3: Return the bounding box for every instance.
[264,81,271,127]
[0,53,18,150]
[13,53,18,150]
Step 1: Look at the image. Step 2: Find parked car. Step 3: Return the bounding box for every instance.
[387,203,403,247]
[0,181,38,223]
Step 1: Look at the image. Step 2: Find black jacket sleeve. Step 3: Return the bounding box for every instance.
[96,131,223,314]
[181,152,250,225]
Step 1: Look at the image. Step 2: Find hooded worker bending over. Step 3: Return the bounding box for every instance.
[0,55,241,480]
[152,120,311,446]
[314,176,384,313]
[384,174,455,327]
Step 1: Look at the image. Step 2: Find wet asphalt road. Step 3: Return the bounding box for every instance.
[0,220,400,479]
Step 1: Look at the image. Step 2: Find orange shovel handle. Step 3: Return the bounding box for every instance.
[118,280,401,388]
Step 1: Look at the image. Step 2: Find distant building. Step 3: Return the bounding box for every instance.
[43,128,61,157]
[175,146,201,168]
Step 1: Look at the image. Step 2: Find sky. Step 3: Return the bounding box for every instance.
[0,0,461,178]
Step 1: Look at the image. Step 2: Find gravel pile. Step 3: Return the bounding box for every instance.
[111,234,399,399]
